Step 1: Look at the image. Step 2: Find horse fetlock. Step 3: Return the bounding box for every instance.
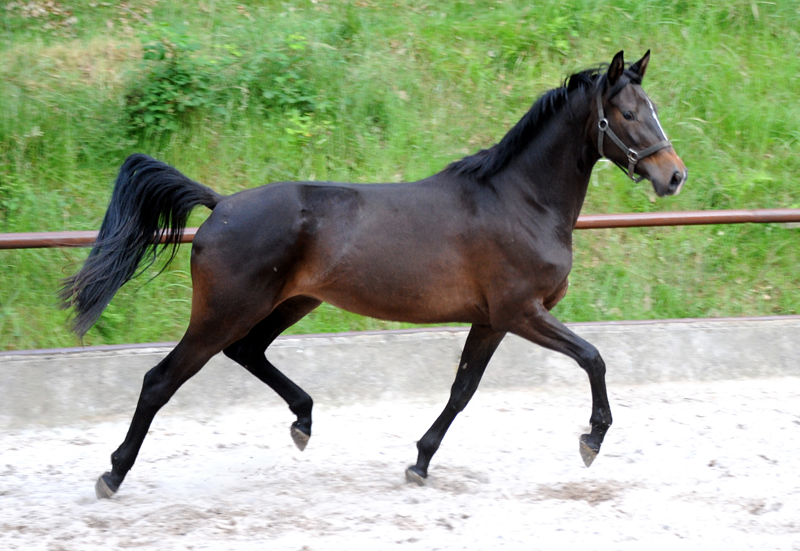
[590,409,613,427]
[590,421,611,442]
[109,450,128,472]
[289,396,313,418]
[415,434,441,460]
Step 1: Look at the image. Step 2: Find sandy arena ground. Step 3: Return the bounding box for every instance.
[2,377,799,550]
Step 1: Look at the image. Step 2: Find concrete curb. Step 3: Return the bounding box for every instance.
[2,317,799,428]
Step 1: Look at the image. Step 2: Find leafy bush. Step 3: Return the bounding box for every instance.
[124,24,214,135]
[123,29,329,138]
[238,34,321,116]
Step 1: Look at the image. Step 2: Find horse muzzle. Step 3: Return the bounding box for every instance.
[642,150,688,197]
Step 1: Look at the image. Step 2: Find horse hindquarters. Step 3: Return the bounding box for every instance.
[96,200,310,498]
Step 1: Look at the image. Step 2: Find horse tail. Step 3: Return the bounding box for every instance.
[59,153,223,337]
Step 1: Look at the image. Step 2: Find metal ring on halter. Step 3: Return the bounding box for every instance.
[597,119,608,157]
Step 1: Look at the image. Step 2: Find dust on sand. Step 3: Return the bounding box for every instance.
[2,378,799,550]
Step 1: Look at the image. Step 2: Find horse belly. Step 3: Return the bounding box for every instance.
[318,277,485,325]
[303,244,487,324]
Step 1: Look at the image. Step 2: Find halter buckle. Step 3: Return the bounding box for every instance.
[627,150,638,164]
[598,119,609,131]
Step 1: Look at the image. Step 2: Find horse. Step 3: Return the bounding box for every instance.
[60,50,687,499]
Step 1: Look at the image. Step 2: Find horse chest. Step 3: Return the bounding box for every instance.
[498,227,574,284]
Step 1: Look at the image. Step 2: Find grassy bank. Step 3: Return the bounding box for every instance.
[1,0,798,350]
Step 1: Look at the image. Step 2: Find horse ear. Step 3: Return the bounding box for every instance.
[608,51,625,86]
[630,50,651,80]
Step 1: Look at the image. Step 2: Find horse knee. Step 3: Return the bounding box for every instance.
[579,346,605,377]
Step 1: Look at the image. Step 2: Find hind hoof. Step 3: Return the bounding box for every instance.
[405,466,427,486]
[290,423,310,451]
[579,434,600,467]
[95,472,118,499]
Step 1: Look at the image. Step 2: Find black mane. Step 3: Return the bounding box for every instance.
[446,65,635,180]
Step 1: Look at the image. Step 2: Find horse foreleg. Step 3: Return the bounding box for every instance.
[95,336,218,499]
[509,301,612,467]
[406,324,505,485]
[223,296,322,451]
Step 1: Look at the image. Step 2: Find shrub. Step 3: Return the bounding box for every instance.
[124,24,213,136]
[238,34,320,116]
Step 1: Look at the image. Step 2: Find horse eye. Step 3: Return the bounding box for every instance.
[623,111,635,121]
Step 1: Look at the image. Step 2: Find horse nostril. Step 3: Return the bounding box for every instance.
[669,170,683,190]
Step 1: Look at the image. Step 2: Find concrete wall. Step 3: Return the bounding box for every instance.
[2,317,798,429]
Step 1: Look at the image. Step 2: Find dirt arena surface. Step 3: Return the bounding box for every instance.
[2,377,799,550]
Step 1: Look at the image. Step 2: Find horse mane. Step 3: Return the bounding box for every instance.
[445,65,641,180]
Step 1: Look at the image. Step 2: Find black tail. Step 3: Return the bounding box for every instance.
[60,154,222,337]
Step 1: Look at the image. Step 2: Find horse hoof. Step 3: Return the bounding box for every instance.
[290,423,310,451]
[579,434,599,467]
[405,466,427,486]
[95,472,118,499]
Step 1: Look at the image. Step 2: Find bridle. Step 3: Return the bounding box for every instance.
[596,87,672,183]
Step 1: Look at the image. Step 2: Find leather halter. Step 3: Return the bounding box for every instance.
[596,88,672,183]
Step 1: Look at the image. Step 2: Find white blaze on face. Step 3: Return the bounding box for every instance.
[644,97,687,196]
[646,98,668,140]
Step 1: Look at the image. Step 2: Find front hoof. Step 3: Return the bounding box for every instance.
[95,472,119,499]
[579,434,600,467]
[290,422,310,451]
[405,466,427,486]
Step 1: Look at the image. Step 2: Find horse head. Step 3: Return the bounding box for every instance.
[595,50,688,197]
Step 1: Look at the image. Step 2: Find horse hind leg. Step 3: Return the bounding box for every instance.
[223,296,322,451]
[95,274,274,498]
[406,324,506,485]
[95,329,225,499]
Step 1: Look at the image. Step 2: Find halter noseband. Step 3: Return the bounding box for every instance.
[596,88,672,183]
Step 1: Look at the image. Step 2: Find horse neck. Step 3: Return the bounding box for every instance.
[493,96,598,229]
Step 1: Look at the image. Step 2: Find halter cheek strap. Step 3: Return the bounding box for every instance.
[596,91,672,183]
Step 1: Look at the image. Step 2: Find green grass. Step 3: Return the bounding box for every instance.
[1,0,798,350]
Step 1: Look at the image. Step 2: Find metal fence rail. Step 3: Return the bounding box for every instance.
[2,208,799,250]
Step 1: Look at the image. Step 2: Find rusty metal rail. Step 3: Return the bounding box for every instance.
[573,209,800,229]
[2,209,799,250]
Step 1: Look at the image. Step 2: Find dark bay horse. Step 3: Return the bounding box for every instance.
[61,50,687,498]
